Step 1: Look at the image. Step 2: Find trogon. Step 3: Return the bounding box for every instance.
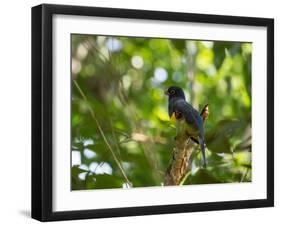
[165,86,207,168]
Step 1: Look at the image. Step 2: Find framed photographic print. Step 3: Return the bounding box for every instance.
[31,4,274,221]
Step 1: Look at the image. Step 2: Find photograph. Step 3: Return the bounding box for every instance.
[31,3,274,221]
[71,34,252,190]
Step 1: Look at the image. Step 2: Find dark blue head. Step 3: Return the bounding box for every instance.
[165,86,186,100]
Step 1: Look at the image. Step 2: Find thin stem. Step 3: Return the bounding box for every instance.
[73,80,131,185]
[240,167,250,182]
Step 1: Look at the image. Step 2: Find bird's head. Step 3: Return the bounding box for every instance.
[165,86,186,100]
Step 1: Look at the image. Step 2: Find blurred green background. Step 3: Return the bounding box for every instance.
[71,34,252,190]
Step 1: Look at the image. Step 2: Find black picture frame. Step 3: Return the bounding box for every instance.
[32,3,274,222]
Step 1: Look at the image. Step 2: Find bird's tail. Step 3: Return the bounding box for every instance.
[198,136,207,168]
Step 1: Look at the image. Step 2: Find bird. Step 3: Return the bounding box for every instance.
[165,86,207,168]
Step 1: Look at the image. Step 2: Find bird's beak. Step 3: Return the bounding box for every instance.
[165,90,169,95]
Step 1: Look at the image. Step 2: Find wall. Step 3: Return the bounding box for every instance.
[0,0,279,225]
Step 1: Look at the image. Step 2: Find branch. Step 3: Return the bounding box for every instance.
[164,133,195,185]
[164,104,209,186]
[200,104,209,122]
[131,133,167,144]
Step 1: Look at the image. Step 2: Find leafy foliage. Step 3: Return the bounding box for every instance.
[71,35,252,190]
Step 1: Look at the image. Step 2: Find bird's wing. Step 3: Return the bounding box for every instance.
[174,99,202,130]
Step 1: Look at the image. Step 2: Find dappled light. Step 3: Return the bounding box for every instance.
[71,34,252,190]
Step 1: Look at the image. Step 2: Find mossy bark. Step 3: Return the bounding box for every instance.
[164,104,208,186]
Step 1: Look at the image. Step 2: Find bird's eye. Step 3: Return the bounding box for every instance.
[170,90,175,95]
